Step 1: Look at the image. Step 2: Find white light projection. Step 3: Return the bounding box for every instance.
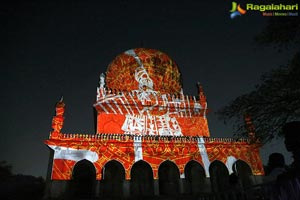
[48,145,99,163]
[123,49,183,161]
[226,155,237,174]
[197,137,211,177]
[120,49,183,137]
[94,49,210,163]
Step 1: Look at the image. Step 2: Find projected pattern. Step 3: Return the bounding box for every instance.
[45,48,264,181]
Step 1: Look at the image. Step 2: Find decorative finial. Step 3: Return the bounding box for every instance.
[99,73,106,88]
[197,82,203,93]
[56,95,65,108]
[180,88,183,94]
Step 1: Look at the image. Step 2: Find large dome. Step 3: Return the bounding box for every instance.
[106,48,182,94]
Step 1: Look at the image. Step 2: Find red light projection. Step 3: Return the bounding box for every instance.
[45,48,264,181]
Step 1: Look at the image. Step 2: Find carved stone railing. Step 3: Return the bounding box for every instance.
[56,133,250,144]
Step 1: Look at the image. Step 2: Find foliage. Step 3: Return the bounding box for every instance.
[254,16,300,49]
[0,160,12,180]
[218,16,300,143]
[0,161,45,200]
[218,53,300,143]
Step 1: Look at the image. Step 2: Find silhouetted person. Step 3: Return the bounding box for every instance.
[273,121,300,200]
[282,121,300,175]
[265,153,286,181]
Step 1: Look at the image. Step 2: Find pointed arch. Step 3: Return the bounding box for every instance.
[102,160,125,197]
[233,159,253,188]
[184,160,206,195]
[209,160,230,192]
[130,160,154,196]
[70,159,96,198]
[158,160,180,195]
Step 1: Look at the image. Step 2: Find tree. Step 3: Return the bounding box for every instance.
[0,160,12,180]
[254,17,300,49]
[217,17,300,144]
[0,161,45,200]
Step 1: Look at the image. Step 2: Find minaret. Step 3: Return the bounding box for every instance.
[50,97,65,139]
[244,114,257,143]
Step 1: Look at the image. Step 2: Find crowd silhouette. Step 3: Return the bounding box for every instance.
[261,121,300,200]
[0,161,45,200]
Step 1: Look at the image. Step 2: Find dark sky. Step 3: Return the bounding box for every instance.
[0,0,295,177]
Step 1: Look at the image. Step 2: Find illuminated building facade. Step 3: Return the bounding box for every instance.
[45,48,264,199]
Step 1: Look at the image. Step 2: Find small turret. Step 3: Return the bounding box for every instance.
[97,73,106,101]
[197,82,208,118]
[244,114,258,143]
[197,82,206,103]
[50,97,65,139]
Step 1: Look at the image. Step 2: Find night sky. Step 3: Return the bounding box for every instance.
[1,1,295,178]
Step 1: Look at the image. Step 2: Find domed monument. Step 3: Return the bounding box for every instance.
[106,48,182,94]
[45,48,264,199]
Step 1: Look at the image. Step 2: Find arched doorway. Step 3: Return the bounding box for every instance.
[158,160,180,196]
[233,160,253,189]
[130,160,154,196]
[184,160,206,195]
[102,160,125,197]
[71,159,96,198]
[209,160,229,193]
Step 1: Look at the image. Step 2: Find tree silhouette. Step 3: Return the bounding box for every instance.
[0,161,12,180]
[218,17,300,143]
[254,17,300,50]
[0,161,45,200]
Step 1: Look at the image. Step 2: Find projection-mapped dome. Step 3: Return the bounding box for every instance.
[106,48,182,94]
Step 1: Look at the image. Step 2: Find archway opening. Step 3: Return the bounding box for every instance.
[209,160,229,193]
[130,160,154,196]
[71,159,96,198]
[184,160,206,195]
[102,160,125,197]
[233,160,253,189]
[158,160,180,196]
